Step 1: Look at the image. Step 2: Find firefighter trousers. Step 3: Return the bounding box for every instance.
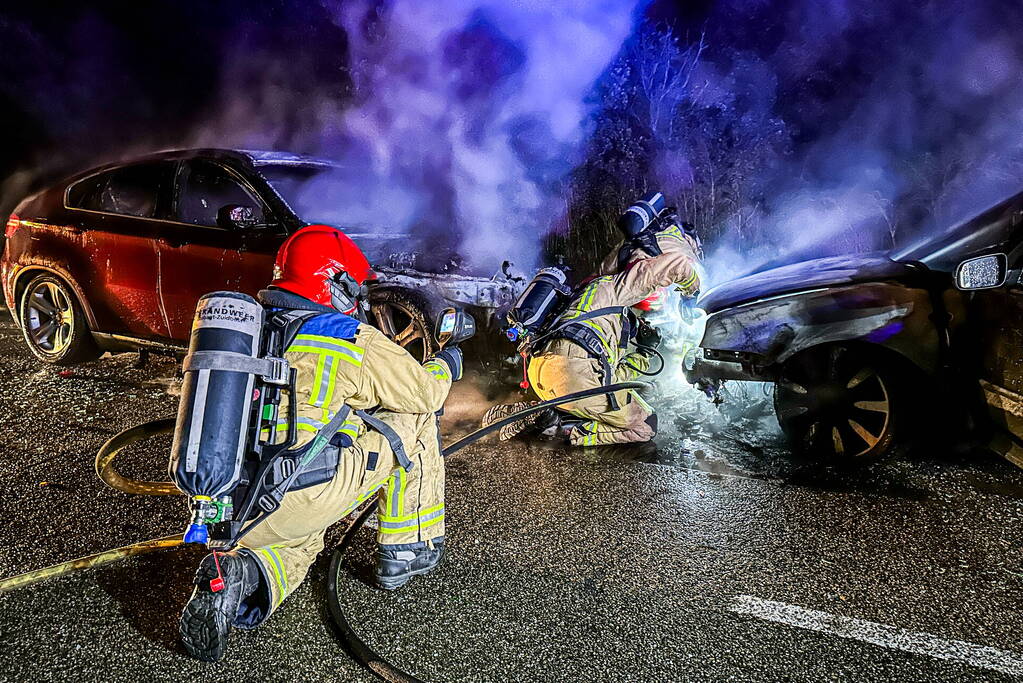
[527,349,656,446]
[236,410,444,626]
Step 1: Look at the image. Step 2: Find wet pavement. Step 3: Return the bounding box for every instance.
[1,312,1023,682]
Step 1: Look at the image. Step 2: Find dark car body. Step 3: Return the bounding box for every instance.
[691,192,1023,465]
[2,149,521,362]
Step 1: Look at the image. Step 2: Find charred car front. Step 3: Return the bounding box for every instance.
[690,193,1023,466]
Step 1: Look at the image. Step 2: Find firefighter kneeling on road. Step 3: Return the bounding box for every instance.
[483,192,701,446]
[178,226,460,662]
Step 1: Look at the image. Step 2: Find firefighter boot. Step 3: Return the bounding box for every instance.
[180,551,261,662]
[376,539,445,591]
[481,401,550,441]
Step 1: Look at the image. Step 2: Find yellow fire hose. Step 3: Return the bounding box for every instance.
[0,381,648,681]
[0,419,182,594]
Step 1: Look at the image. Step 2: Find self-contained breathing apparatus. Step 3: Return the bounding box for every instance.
[504,192,687,404]
[169,291,474,550]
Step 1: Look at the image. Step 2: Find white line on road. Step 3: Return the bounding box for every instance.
[729,594,1023,677]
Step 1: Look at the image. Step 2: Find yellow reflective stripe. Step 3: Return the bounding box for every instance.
[677,270,698,291]
[310,353,326,406]
[322,361,338,406]
[258,548,286,604]
[343,482,387,515]
[268,546,290,591]
[397,467,407,518]
[384,474,394,516]
[378,503,445,523]
[293,334,365,356]
[630,390,653,413]
[269,422,319,433]
[581,319,614,359]
[580,280,599,310]
[378,514,445,534]
[657,225,684,241]
[422,360,449,380]
[289,346,363,368]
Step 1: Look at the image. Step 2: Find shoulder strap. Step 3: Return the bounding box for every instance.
[531,305,627,348]
[268,310,320,355]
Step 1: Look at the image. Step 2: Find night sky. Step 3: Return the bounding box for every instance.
[3,0,1022,275]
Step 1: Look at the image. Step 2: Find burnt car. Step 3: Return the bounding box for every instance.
[690,192,1023,466]
[2,149,521,364]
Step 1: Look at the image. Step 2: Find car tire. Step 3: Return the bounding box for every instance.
[774,344,899,466]
[18,273,100,365]
[369,289,437,363]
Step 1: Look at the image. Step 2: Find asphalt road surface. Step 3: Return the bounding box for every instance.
[1,313,1022,682]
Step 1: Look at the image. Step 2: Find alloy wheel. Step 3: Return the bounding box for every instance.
[776,346,893,460]
[371,298,431,363]
[25,280,75,355]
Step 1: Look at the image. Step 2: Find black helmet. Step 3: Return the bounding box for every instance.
[617,192,667,238]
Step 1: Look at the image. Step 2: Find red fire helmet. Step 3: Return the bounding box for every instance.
[270,225,374,313]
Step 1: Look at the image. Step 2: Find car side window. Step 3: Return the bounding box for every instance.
[67,163,171,218]
[175,160,265,228]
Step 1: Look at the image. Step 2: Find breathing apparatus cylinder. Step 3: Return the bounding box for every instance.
[618,192,667,238]
[505,267,569,342]
[169,292,265,544]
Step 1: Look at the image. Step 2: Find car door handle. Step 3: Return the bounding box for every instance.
[159,237,188,248]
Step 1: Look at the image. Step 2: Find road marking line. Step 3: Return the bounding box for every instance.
[729,595,1023,676]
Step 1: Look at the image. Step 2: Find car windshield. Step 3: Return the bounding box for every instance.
[894,190,1023,271]
[258,162,417,234]
[258,163,349,225]
[257,162,461,268]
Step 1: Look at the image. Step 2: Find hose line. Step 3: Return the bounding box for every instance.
[0,534,184,594]
[95,418,179,496]
[3,380,654,682]
[330,380,650,682]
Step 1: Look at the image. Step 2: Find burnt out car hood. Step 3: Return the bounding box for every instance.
[698,254,919,313]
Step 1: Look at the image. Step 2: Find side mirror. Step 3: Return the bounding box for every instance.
[217,204,258,230]
[955,253,1008,290]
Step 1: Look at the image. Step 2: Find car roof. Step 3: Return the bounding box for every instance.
[61,148,340,185]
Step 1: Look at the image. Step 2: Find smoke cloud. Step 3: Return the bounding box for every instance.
[625,0,1023,285]
[193,0,643,273]
[2,0,1023,283]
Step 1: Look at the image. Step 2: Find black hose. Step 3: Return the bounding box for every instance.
[622,346,665,377]
[326,505,423,683]
[441,380,648,456]
[329,379,650,681]
[7,380,654,680]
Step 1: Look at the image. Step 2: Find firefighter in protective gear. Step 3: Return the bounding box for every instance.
[179,225,460,662]
[483,195,701,446]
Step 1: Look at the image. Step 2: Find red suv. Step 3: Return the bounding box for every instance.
[2,148,520,364]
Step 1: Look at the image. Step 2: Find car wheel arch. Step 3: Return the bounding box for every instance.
[703,281,941,376]
[773,340,933,463]
[12,266,98,331]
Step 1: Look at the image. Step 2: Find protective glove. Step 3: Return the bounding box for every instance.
[635,320,662,352]
[432,347,463,381]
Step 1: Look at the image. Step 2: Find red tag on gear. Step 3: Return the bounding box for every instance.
[210,551,225,592]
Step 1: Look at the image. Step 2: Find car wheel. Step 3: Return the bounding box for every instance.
[369,289,436,363]
[774,345,898,465]
[19,273,100,365]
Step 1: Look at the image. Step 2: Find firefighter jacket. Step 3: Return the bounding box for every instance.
[545,224,702,370]
[265,312,454,451]
[598,223,703,285]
